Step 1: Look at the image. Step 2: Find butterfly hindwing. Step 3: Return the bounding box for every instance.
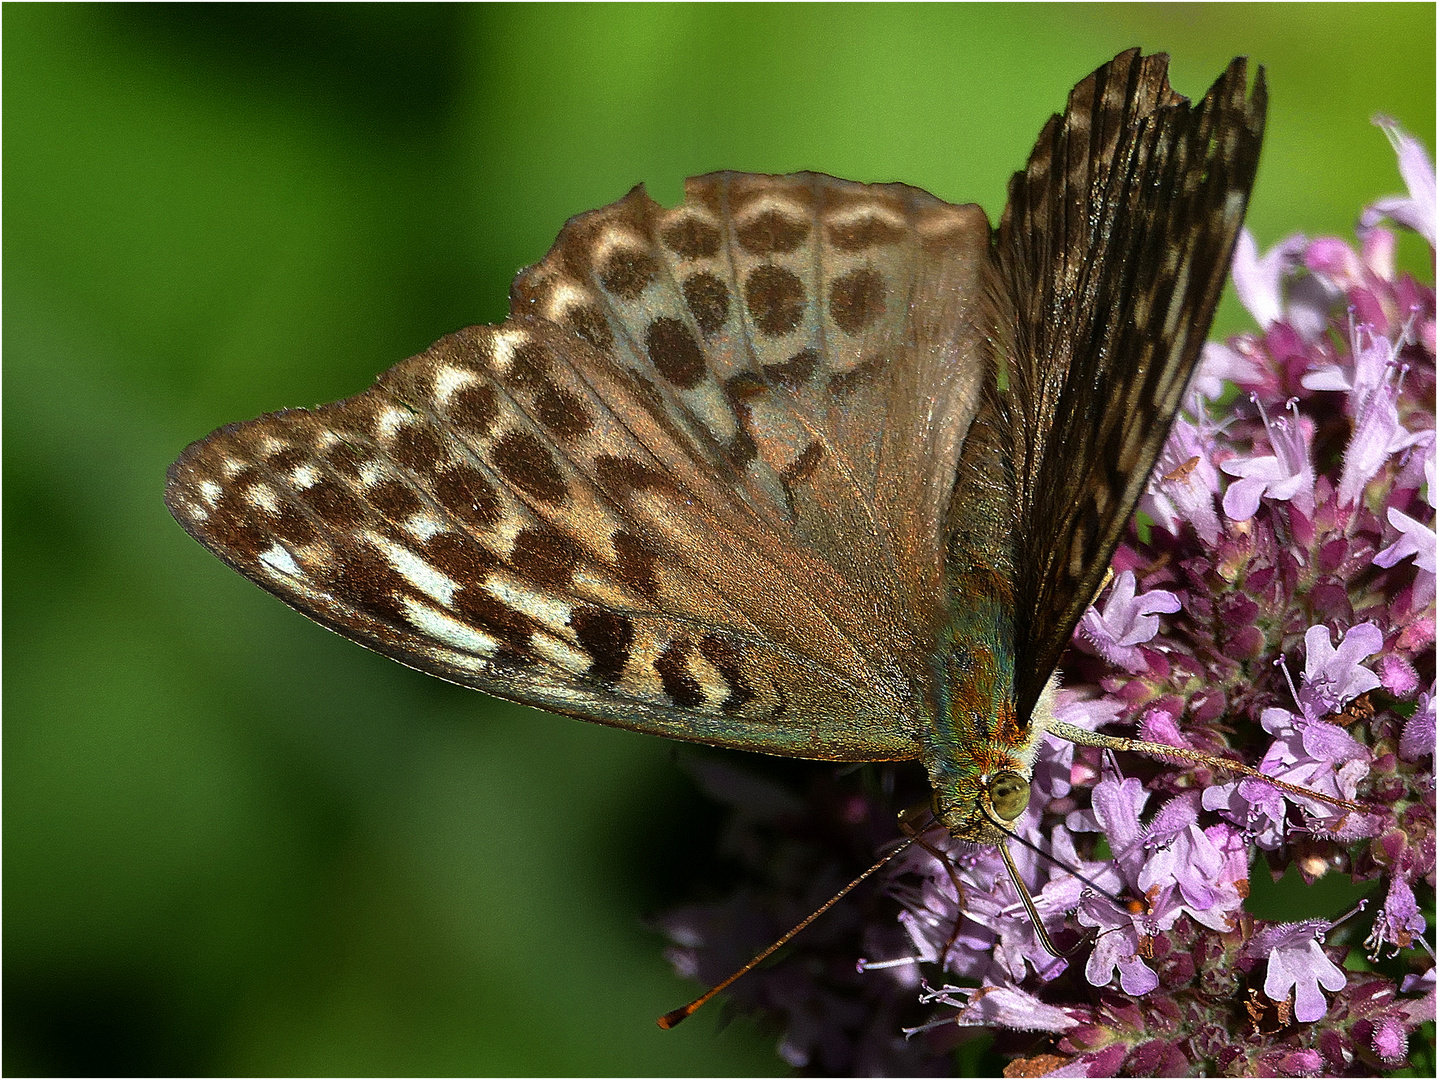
[514,173,994,666]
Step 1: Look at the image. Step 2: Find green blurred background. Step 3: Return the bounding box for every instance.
[6,4,1434,1075]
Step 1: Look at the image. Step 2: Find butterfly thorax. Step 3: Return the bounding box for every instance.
[925,581,1046,845]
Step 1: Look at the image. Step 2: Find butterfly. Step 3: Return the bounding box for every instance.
[166,49,1277,1018]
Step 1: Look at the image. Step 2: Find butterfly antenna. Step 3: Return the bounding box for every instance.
[657,835,916,1029]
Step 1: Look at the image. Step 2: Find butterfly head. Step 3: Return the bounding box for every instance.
[931,767,1033,845]
[925,635,1059,845]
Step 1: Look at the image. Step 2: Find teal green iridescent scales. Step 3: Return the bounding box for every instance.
[927,584,1045,844]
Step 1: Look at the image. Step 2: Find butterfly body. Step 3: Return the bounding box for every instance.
[921,591,1040,843]
[166,50,1266,952]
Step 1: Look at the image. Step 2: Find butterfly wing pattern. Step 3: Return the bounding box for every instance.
[165,172,996,762]
[165,51,1264,833]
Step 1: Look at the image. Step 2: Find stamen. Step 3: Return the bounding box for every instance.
[856,956,921,972]
[1275,653,1302,710]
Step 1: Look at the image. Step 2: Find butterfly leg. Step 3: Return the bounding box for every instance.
[1044,718,1364,812]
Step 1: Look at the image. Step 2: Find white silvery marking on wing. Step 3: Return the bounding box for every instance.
[545,280,590,315]
[1224,189,1246,227]
[291,464,320,489]
[827,206,904,234]
[441,651,489,673]
[1162,261,1193,339]
[484,574,572,632]
[687,651,723,711]
[375,535,457,606]
[491,327,526,373]
[400,597,498,656]
[199,480,223,505]
[592,232,645,280]
[491,512,525,550]
[625,636,673,701]
[740,197,805,229]
[434,365,479,405]
[684,382,740,439]
[530,631,593,674]
[377,407,411,440]
[403,513,446,542]
[538,682,600,709]
[258,542,302,579]
[246,483,280,513]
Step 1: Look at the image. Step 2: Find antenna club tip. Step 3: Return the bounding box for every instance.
[657,1007,691,1030]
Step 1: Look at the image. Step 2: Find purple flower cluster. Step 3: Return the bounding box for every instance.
[659,120,1435,1075]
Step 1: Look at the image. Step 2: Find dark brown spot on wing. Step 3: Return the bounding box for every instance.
[762,347,818,389]
[490,430,568,504]
[736,210,810,255]
[270,505,318,546]
[369,479,424,520]
[661,215,723,259]
[826,215,906,251]
[212,511,274,561]
[611,530,660,601]
[508,524,582,587]
[595,455,675,500]
[645,317,706,388]
[445,383,500,440]
[569,605,633,682]
[532,385,592,441]
[784,441,824,483]
[683,272,730,335]
[720,375,762,468]
[565,305,614,353]
[301,478,366,528]
[432,463,502,530]
[745,266,806,337]
[390,424,443,471]
[452,584,536,662]
[507,341,553,390]
[264,447,308,472]
[598,248,658,299]
[827,354,886,398]
[327,443,367,481]
[655,638,703,708]
[329,544,412,625]
[829,267,887,334]
[698,634,755,712]
[421,531,499,581]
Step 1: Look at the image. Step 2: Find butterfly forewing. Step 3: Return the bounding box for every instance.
[166,174,1001,763]
[970,51,1266,723]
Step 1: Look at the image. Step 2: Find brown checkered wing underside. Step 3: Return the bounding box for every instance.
[165,174,995,762]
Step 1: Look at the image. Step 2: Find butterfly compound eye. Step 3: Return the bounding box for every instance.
[988,772,1031,821]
